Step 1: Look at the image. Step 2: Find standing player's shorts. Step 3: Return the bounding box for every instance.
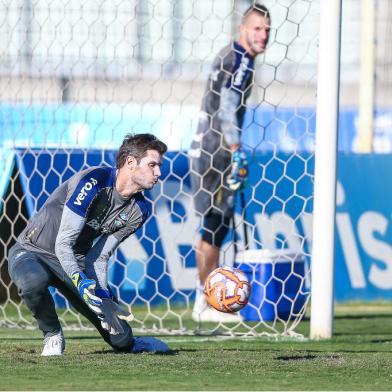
[189,127,235,247]
[190,136,235,218]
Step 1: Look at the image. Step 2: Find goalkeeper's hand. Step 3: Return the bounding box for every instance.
[99,297,134,335]
[226,147,248,191]
[71,271,102,315]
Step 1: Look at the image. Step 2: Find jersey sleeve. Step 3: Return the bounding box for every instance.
[84,234,119,289]
[65,167,115,218]
[218,87,242,146]
[55,206,87,277]
[55,167,115,277]
[214,45,254,146]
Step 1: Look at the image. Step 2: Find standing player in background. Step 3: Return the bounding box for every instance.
[8,133,170,355]
[189,4,271,322]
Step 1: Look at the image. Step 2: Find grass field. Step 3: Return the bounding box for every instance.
[1,303,392,390]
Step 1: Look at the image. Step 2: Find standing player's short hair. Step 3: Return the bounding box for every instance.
[116,133,168,168]
[242,3,270,21]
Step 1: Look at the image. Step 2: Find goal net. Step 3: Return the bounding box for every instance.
[0,0,319,336]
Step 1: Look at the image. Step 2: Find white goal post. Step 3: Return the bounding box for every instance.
[0,0,325,337]
[310,0,342,339]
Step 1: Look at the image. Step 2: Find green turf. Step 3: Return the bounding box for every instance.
[1,303,392,390]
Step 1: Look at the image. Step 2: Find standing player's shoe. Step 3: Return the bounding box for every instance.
[41,329,65,356]
[192,284,208,321]
[193,306,243,323]
[192,289,243,323]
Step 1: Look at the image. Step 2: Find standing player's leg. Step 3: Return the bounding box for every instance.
[7,243,65,356]
[193,210,243,322]
[197,210,231,283]
[191,154,242,322]
[195,236,219,285]
[190,155,220,319]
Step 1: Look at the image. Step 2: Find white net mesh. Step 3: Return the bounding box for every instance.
[0,0,320,336]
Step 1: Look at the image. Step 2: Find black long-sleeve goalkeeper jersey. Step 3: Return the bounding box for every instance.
[189,41,255,157]
[189,41,255,216]
[17,166,151,289]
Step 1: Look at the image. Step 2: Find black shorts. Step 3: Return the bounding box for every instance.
[190,148,235,218]
[200,209,231,247]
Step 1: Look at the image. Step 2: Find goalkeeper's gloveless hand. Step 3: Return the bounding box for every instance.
[71,271,102,315]
[227,147,248,191]
[99,298,134,335]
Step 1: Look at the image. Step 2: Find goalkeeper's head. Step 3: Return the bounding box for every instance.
[116,133,167,169]
[116,133,168,192]
[239,3,271,58]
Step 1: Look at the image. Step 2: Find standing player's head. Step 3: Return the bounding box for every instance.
[239,3,271,58]
[116,133,167,191]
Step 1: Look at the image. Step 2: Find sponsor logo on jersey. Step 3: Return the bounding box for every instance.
[114,212,129,228]
[86,218,100,230]
[74,177,98,206]
[233,57,249,87]
[114,219,123,227]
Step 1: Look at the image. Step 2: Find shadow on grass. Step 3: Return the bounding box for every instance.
[334,331,392,337]
[275,354,317,361]
[92,348,181,355]
[335,314,392,320]
[0,336,46,342]
[275,354,344,362]
[370,339,392,343]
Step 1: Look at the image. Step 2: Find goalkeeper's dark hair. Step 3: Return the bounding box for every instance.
[242,3,270,21]
[116,133,167,169]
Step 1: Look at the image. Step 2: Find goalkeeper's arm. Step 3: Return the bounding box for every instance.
[84,226,139,296]
[84,232,136,334]
[84,234,120,291]
[54,206,103,314]
[218,87,242,148]
[217,88,248,190]
[55,205,87,278]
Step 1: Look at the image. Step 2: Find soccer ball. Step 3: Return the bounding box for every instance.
[204,266,251,313]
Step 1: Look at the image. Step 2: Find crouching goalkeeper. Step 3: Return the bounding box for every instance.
[7,133,170,356]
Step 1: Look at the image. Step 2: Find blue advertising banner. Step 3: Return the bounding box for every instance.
[2,102,392,303]
[335,154,392,300]
[14,148,313,305]
[8,148,392,303]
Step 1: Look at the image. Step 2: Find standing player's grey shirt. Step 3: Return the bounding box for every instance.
[189,41,255,157]
[189,42,255,216]
[17,166,151,289]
